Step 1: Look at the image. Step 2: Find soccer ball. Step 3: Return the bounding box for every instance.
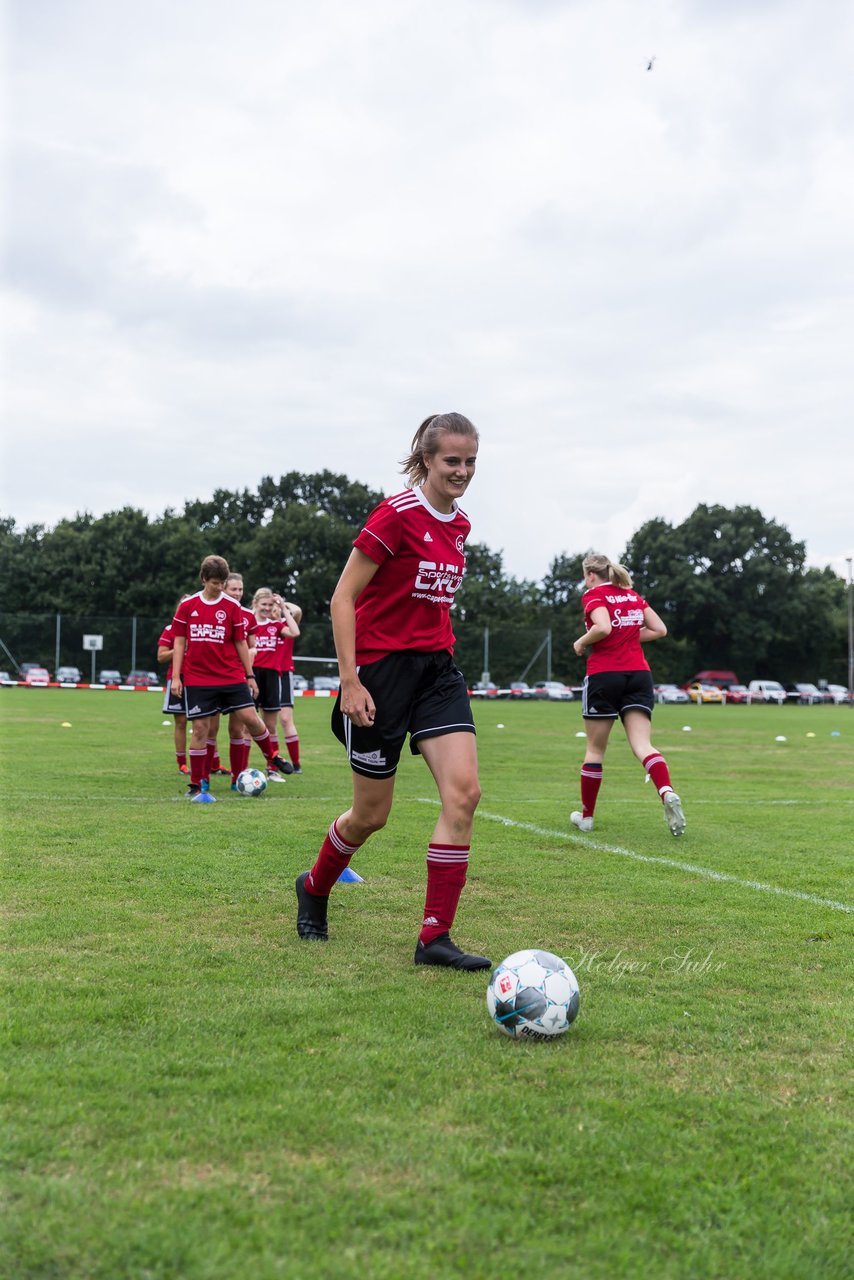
[236,768,267,797]
[486,949,580,1040]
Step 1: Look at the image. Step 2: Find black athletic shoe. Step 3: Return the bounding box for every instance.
[271,755,295,775]
[414,933,491,971]
[184,783,200,797]
[291,765,302,774]
[295,871,329,940]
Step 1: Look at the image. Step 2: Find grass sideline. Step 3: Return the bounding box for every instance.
[2,690,853,1280]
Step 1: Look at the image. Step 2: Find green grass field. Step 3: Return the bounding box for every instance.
[2,689,852,1280]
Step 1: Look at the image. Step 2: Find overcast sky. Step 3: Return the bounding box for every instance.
[3,0,853,583]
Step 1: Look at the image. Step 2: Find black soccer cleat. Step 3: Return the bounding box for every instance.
[414,933,491,971]
[271,755,295,775]
[295,871,329,940]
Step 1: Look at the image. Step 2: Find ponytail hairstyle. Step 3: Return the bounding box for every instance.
[400,412,479,488]
[582,553,633,589]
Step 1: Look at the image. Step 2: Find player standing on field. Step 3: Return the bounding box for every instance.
[250,588,298,782]
[157,595,191,774]
[272,596,303,773]
[295,412,490,971]
[223,572,259,787]
[571,553,686,836]
[170,556,292,802]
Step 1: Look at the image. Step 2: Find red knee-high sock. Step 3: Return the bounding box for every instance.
[240,739,251,773]
[643,752,673,798]
[285,734,300,767]
[205,741,216,776]
[306,821,363,896]
[176,750,187,768]
[189,748,207,788]
[229,737,245,782]
[252,728,275,764]
[269,735,279,756]
[580,762,603,819]
[419,844,469,946]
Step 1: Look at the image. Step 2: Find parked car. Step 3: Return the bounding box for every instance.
[655,684,690,704]
[685,670,740,690]
[507,681,534,699]
[784,682,828,705]
[826,684,852,705]
[471,681,499,697]
[312,675,341,691]
[685,682,723,704]
[98,669,124,685]
[533,681,574,701]
[56,666,83,684]
[0,670,13,684]
[126,670,160,687]
[747,680,787,705]
[24,666,51,685]
[722,684,752,704]
[18,662,46,681]
[292,674,309,692]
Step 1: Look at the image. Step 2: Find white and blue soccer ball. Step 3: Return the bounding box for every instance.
[487,949,580,1040]
[236,768,267,797]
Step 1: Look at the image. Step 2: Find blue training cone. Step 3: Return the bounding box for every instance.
[337,866,364,884]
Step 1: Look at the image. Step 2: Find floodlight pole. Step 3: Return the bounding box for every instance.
[847,557,853,705]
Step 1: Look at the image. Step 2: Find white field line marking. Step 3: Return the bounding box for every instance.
[415,800,854,915]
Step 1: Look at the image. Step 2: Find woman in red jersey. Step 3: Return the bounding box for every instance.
[157,595,191,774]
[571,553,685,837]
[250,588,298,782]
[272,596,303,773]
[295,412,490,971]
[170,556,292,802]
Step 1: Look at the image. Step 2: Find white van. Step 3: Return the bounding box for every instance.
[747,680,786,704]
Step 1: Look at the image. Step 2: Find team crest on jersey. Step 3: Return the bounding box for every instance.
[455,535,465,554]
[215,610,227,623]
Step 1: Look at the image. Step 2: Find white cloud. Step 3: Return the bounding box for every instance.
[3,0,853,581]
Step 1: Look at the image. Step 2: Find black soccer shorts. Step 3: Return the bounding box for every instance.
[331,650,475,778]
[581,670,655,720]
[183,682,256,720]
[252,667,282,712]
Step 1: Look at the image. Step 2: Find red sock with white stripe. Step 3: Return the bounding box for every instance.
[229,737,245,783]
[580,762,603,819]
[240,739,251,773]
[189,748,207,788]
[176,751,187,769]
[285,734,300,767]
[252,728,275,764]
[205,741,216,776]
[643,752,673,799]
[419,844,469,946]
[305,820,363,896]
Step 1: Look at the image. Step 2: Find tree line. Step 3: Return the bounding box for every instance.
[1,475,848,686]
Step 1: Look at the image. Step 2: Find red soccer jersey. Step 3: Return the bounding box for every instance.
[582,584,650,674]
[252,619,286,670]
[275,633,295,674]
[352,487,469,664]
[172,592,249,686]
[158,623,175,681]
[239,604,256,641]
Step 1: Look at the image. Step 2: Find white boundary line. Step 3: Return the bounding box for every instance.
[416,800,854,915]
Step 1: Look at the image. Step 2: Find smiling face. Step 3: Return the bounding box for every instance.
[421,432,478,514]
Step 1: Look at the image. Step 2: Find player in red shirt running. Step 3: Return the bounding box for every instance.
[571,553,685,836]
[170,556,293,802]
[272,596,303,773]
[295,412,490,971]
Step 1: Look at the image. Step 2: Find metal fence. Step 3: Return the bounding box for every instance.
[0,613,562,686]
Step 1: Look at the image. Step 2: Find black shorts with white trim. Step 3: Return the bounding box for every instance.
[331,650,475,778]
[582,670,655,720]
[183,682,256,720]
